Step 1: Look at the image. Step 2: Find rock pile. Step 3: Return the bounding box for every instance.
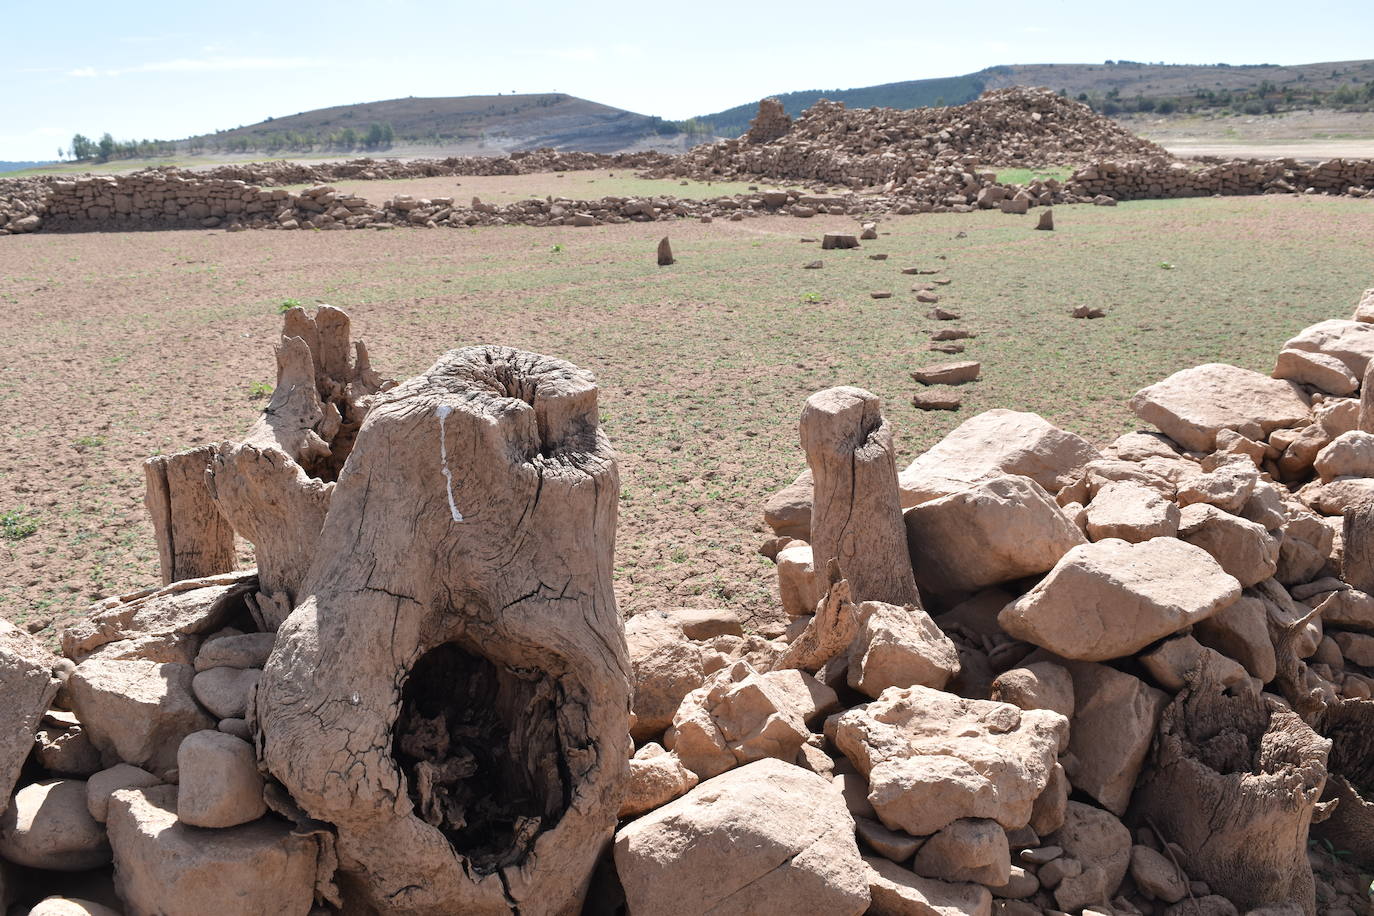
[653,88,1168,187]
[6,288,1374,913]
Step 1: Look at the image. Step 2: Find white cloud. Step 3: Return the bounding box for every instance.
[68,56,329,78]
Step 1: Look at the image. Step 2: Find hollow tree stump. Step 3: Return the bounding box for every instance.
[800,386,921,607]
[1131,681,1330,915]
[1310,698,1374,870]
[1341,498,1374,593]
[144,446,235,584]
[204,306,391,629]
[255,346,630,915]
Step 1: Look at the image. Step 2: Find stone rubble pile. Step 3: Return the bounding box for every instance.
[651,88,1168,187]
[5,284,1374,912]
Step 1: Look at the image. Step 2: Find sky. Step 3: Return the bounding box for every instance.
[2,0,1372,161]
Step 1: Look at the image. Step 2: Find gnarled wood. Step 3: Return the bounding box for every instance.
[1341,498,1374,593]
[1360,361,1374,434]
[1310,698,1374,870]
[203,306,393,628]
[1131,680,1330,915]
[144,446,235,585]
[255,346,629,915]
[800,386,920,607]
[777,560,858,673]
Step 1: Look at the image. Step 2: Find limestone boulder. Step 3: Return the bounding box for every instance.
[1282,318,1374,377]
[1176,461,1258,514]
[1130,844,1188,903]
[66,659,214,775]
[990,662,1075,719]
[1140,635,1251,692]
[1315,588,1374,632]
[759,668,839,726]
[898,409,1099,507]
[999,538,1242,661]
[831,686,1067,836]
[194,631,275,671]
[664,661,809,779]
[1314,430,1374,481]
[61,573,254,663]
[1045,802,1132,910]
[614,758,871,916]
[86,764,160,823]
[0,620,61,817]
[1084,481,1180,543]
[626,612,705,742]
[34,722,102,777]
[27,899,122,916]
[190,666,259,719]
[106,785,316,916]
[776,542,820,617]
[904,475,1085,593]
[1354,288,1374,323]
[764,469,812,540]
[1193,595,1277,682]
[1129,363,1310,452]
[1178,503,1280,588]
[864,856,992,916]
[619,744,699,819]
[911,818,1010,885]
[847,601,960,698]
[1272,348,1358,396]
[1062,662,1167,815]
[177,731,266,829]
[0,779,110,871]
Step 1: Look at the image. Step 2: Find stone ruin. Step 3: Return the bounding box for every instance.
[3,291,1374,914]
[5,90,1374,236]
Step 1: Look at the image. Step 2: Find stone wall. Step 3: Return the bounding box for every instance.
[1068,156,1374,201]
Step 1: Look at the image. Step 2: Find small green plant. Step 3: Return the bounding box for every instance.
[73,435,105,449]
[801,292,822,304]
[248,380,274,399]
[669,547,688,563]
[1159,262,1175,270]
[277,298,303,314]
[1,509,39,541]
[551,244,563,253]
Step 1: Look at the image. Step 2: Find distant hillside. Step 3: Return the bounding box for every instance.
[183,93,689,155]
[697,59,1374,136]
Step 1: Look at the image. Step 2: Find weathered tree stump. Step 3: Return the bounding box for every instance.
[1310,698,1374,870]
[255,346,630,915]
[1341,498,1374,593]
[1360,361,1374,434]
[205,306,391,629]
[144,446,235,584]
[1131,681,1330,915]
[656,236,674,266]
[800,386,921,607]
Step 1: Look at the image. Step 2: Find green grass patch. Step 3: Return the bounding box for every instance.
[995,166,1075,185]
[0,509,39,541]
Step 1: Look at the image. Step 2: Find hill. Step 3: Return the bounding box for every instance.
[183,93,685,155]
[696,59,1374,135]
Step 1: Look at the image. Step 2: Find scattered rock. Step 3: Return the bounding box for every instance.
[620,744,699,818]
[822,234,860,250]
[911,361,981,385]
[912,390,962,411]
[1071,306,1106,319]
[86,764,161,823]
[847,601,961,698]
[1062,662,1167,815]
[190,666,260,720]
[67,659,214,776]
[626,612,705,741]
[912,818,1011,886]
[864,855,993,916]
[1129,363,1310,452]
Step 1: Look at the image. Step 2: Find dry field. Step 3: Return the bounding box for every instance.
[2,187,1373,639]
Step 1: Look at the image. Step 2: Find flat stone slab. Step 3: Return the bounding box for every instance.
[999,537,1242,661]
[911,362,980,385]
[1130,363,1309,452]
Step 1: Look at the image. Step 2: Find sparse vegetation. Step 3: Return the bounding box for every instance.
[0,509,39,541]
[248,380,274,399]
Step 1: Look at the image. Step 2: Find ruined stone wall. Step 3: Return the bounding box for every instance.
[1068,157,1374,201]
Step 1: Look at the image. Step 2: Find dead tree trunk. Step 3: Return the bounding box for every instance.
[205,306,391,629]
[254,346,630,915]
[800,386,921,607]
[1131,682,1330,915]
[1310,698,1374,870]
[1341,498,1374,593]
[144,446,235,584]
[1360,361,1374,433]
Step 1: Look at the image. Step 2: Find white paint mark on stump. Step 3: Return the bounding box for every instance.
[436,405,464,522]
